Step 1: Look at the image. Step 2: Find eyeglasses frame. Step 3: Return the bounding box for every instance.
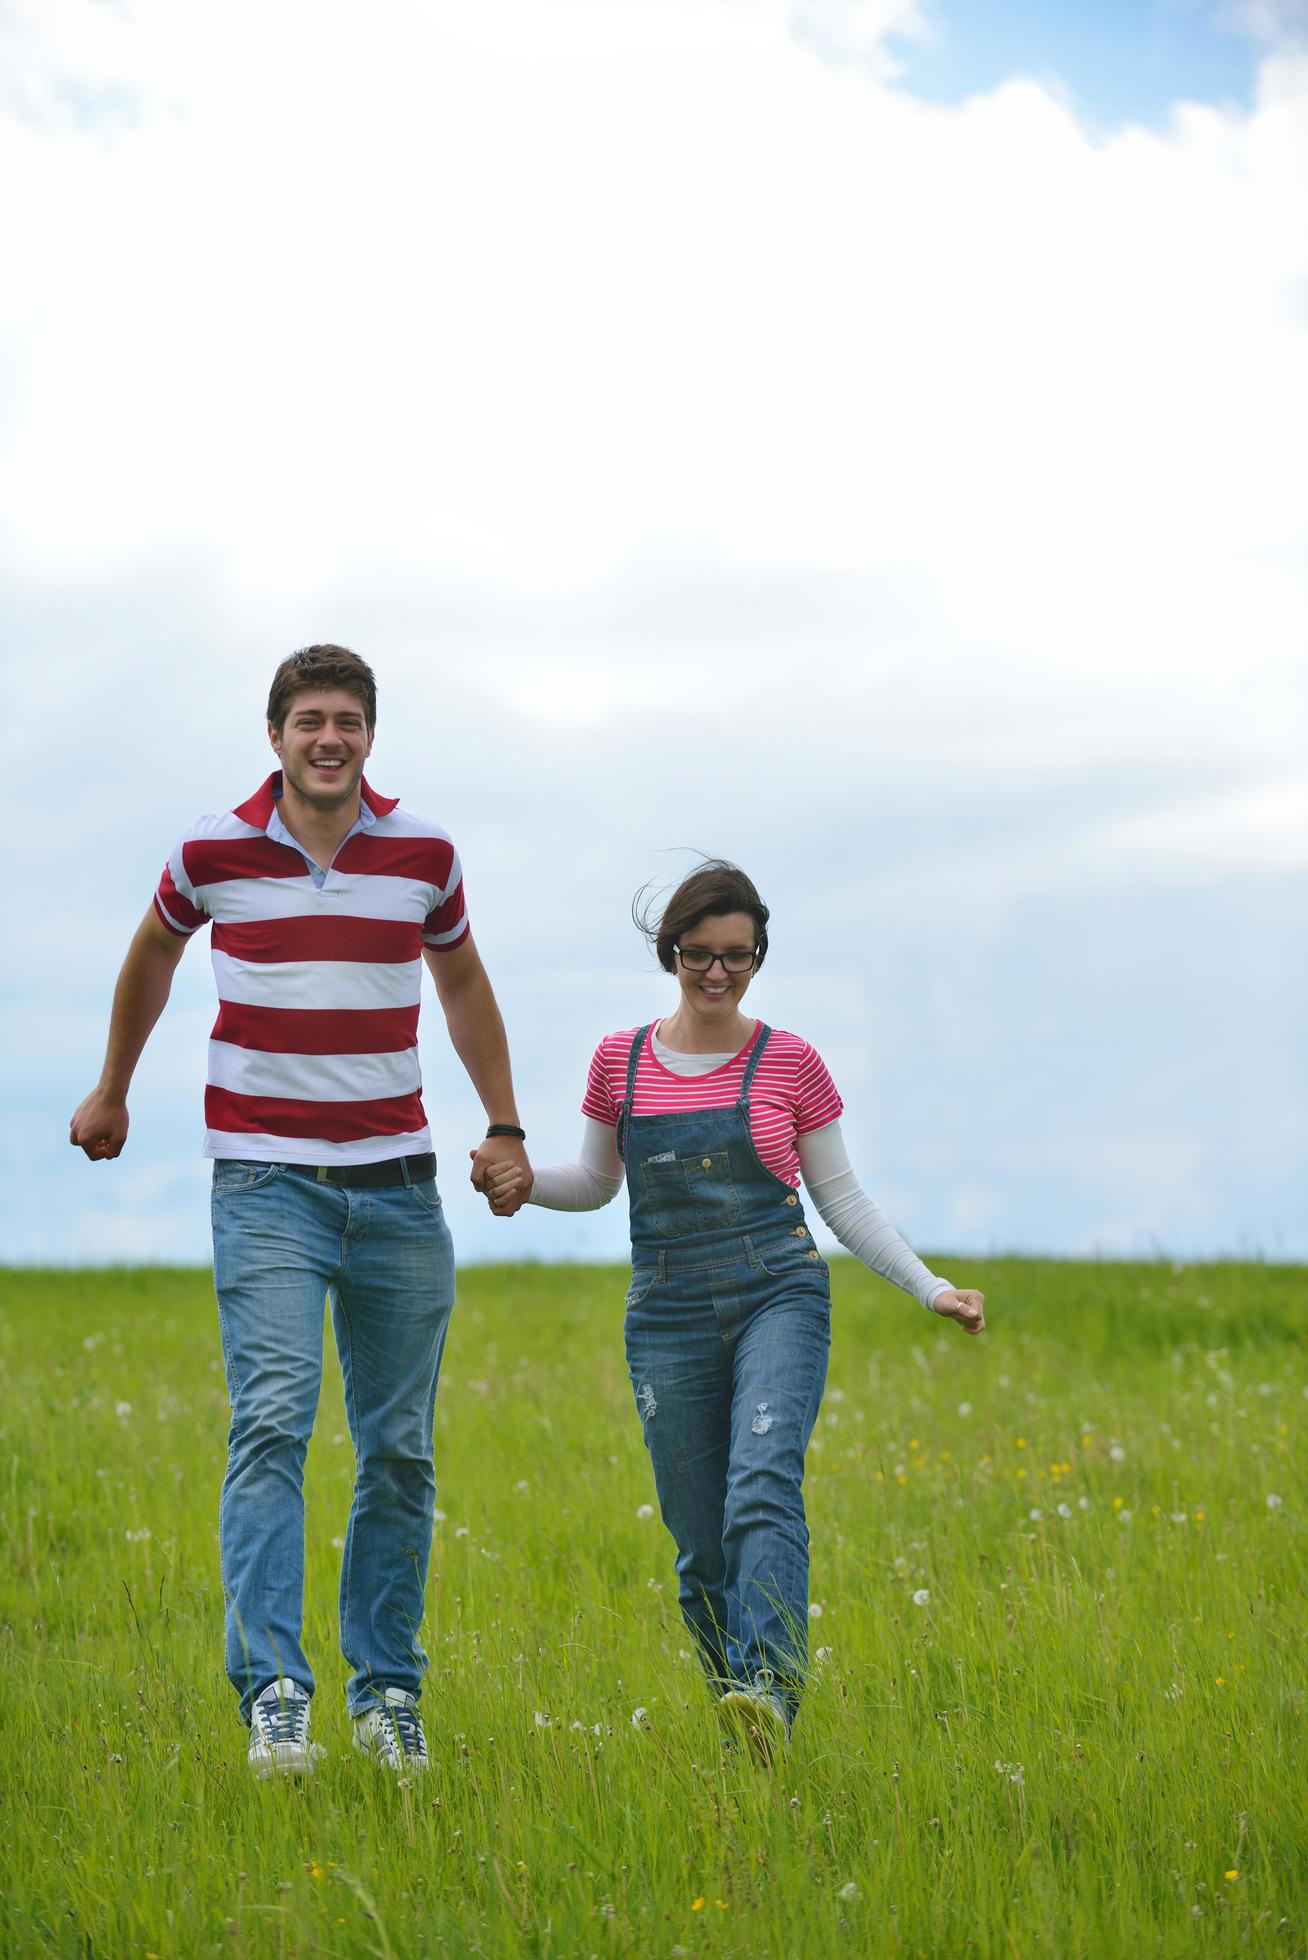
[674,944,760,976]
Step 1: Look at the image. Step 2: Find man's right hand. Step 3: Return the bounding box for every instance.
[479,1159,534,1217]
[70,1088,130,1161]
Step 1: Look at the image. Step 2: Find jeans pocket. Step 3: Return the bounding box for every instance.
[212,1160,285,1194]
[684,1149,742,1231]
[758,1237,829,1282]
[409,1177,443,1212]
[625,1269,659,1308]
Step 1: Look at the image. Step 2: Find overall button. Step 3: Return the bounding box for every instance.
[807,1250,820,1261]
[794,1225,808,1238]
[701,1157,713,1170]
[784,1193,798,1206]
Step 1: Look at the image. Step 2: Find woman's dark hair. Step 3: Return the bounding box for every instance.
[267,644,378,734]
[634,859,770,974]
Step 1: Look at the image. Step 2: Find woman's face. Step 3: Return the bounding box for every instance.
[671,910,760,1027]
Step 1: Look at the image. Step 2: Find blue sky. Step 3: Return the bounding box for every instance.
[884,0,1265,126]
[0,0,1304,1271]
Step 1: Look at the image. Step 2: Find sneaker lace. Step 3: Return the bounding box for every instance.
[384,1703,427,1763]
[257,1696,310,1747]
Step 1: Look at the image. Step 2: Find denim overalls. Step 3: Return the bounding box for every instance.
[617,1023,831,1722]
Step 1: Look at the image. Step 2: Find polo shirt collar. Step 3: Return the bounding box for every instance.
[233,771,399,831]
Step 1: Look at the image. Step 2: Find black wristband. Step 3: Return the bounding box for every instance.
[485,1123,526,1141]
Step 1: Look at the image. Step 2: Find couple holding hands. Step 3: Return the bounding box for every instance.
[71,644,984,1779]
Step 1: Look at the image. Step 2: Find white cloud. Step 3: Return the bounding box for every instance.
[1,1,1305,1261]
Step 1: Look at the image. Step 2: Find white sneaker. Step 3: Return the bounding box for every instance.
[352,1687,429,1772]
[247,1677,323,1778]
[717,1687,789,1766]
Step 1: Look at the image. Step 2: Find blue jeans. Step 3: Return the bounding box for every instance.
[211,1161,456,1720]
[624,1243,830,1721]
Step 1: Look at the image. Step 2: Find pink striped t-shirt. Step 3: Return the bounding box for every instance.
[582,1023,843,1188]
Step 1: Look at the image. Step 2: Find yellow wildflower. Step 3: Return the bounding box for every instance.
[692,1898,705,1912]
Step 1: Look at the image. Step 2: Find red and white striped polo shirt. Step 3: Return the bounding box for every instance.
[582,1023,843,1187]
[153,773,468,1164]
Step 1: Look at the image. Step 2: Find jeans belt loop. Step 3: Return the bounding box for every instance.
[316,1166,330,1183]
[401,1156,413,1188]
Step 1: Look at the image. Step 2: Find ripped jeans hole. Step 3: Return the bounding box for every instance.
[751,1401,774,1436]
[637,1383,657,1420]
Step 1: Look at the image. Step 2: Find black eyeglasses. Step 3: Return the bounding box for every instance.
[675,945,758,974]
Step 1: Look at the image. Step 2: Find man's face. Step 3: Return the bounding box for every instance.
[269,688,374,812]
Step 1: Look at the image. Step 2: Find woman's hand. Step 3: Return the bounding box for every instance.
[931,1287,985,1335]
[473,1155,535,1217]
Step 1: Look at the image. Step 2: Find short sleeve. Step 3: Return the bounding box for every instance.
[153,839,209,938]
[581,1038,622,1126]
[422,846,470,952]
[794,1042,843,1135]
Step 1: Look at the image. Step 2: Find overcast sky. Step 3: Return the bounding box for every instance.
[2,0,1304,1271]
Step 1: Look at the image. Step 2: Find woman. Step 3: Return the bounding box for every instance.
[483,861,985,1761]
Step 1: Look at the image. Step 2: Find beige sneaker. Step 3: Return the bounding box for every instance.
[247,1677,323,1778]
[717,1687,789,1766]
[352,1687,429,1772]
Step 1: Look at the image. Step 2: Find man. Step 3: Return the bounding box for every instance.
[70,645,529,1777]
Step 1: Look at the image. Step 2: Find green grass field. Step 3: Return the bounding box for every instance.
[0,1259,1303,1959]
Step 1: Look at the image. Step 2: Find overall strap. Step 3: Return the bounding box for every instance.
[624,1026,652,1107]
[737,1023,773,1103]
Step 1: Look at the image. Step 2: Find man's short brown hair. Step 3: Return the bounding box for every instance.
[266,645,378,734]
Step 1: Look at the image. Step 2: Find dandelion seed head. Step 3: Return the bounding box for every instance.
[912,1589,930,1606]
[839,1881,860,1901]
[636,1503,654,1520]
[1266,1493,1282,1509]
[809,1602,824,1618]
[631,1707,649,1729]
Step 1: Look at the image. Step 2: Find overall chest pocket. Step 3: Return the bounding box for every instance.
[639,1148,742,1237]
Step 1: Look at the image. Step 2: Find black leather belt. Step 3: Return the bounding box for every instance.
[285,1152,437,1189]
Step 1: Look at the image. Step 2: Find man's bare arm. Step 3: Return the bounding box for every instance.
[69,907,191,1161]
[422,937,531,1200]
